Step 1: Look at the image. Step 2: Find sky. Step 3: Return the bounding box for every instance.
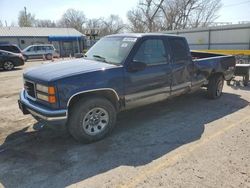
[0,0,250,26]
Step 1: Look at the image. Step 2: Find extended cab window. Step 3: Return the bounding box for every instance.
[169,38,189,63]
[133,39,167,65]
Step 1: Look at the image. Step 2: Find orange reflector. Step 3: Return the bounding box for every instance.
[48,86,56,95]
[48,96,56,103]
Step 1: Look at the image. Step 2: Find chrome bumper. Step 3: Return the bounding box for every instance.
[18,89,67,123]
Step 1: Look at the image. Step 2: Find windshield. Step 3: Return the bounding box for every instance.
[85,37,137,65]
[23,46,33,52]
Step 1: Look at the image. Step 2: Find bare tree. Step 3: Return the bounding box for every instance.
[188,0,222,28]
[127,0,222,32]
[127,0,165,32]
[99,15,125,36]
[35,19,56,27]
[0,20,3,27]
[127,9,147,32]
[84,18,103,37]
[58,9,86,32]
[18,7,36,27]
[159,0,222,29]
[86,18,103,29]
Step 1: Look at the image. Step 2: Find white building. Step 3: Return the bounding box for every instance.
[0,27,86,57]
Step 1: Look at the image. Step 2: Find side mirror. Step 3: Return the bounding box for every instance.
[128,60,147,72]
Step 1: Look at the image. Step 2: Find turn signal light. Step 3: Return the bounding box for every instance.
[48,86,56,95]
[48,96,56,103]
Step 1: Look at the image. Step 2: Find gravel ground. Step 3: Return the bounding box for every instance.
[0,60,249,188]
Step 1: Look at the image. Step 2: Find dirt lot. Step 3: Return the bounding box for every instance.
[0,60,249,188]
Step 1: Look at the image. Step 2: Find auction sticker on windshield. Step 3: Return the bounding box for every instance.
[123,38,137,42]
[121,43,128,48]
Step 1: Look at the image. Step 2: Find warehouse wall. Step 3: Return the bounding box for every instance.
[165,24,250,50]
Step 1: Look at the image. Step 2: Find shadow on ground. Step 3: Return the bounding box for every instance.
[0,90,249,188]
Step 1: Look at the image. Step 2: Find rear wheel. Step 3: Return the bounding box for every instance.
[207,74,224,99]
[3,61,14,71]
[46,54,52,60]
[67,97,116,143]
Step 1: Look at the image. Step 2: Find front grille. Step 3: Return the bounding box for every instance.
[24,81,36,98]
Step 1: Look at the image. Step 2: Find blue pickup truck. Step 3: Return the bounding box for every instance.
[18,33,235,143]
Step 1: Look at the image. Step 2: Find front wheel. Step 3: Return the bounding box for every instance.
[3,61,14,71]
[207,74,224,99]
[67,97,117,143]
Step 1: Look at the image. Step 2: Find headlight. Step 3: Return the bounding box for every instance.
[37,93,56,103]
[36,84,55,95]
[36,84,48,93]
[37,93,49,101]
[36,84,56,103]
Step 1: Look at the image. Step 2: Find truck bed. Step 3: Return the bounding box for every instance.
[191,51,236,81]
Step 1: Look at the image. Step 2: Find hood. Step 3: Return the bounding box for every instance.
[24,58,118,82]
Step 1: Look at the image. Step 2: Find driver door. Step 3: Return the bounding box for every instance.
[124,37,172,109]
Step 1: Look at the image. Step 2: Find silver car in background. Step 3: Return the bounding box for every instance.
[22,44,59,61]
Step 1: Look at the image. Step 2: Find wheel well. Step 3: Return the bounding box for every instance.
[68,90,120,111]
[3,60,15,65]
[209,71,224,80]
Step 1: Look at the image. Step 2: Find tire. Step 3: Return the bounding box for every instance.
[67,97,117,143]
[3,61,15,71]
[46,54,52,60]
[207,74,224,99]
[243,74,249,86]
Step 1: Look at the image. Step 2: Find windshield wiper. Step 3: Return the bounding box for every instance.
[93,55,107,62]
[92,54,118,65]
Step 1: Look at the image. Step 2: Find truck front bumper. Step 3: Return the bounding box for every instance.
[18,89,67,125]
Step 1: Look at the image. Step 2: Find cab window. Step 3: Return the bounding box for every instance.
[169,38,189,63]
[133,39,167,65]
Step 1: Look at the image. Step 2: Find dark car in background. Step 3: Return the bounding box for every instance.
[0,44,22,54]
[0,50,25,70]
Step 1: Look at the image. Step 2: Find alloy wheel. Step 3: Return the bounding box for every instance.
[82,107,109,136]
[3,61,14,70]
